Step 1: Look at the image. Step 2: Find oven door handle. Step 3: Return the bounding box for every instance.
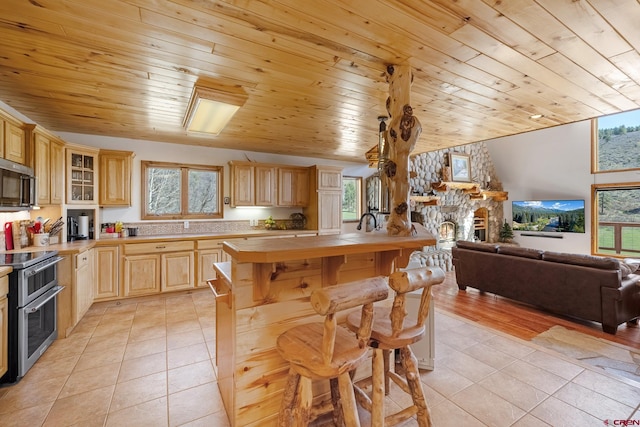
[24,285,65,313]
[26,256,64,276]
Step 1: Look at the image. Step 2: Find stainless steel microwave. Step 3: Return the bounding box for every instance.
[0,158,36,211]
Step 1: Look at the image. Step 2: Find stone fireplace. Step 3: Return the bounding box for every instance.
[367,141,506,271]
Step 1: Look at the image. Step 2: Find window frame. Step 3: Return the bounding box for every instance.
[141,160,223,220]
[342,176,362,223]
[591,182,640,257]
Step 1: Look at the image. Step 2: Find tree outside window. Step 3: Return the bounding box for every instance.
[142,161,223,219]
[342,176,361,222]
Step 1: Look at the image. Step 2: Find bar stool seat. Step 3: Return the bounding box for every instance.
[347,267,445,427]
[277,276,389,427]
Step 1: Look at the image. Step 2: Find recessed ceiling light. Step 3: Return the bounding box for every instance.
[529,114,544,120]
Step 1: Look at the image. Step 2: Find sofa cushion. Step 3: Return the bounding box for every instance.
[620,261,639,278]
[542,251,620,270]
[497,246,543,259]
[455,240,498,253]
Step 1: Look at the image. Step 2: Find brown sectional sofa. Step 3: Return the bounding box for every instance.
[451,240,640,334]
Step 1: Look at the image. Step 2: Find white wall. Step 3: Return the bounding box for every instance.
[486,120,640,254]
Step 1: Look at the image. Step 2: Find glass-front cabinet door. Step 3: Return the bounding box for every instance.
[66,146,98,204]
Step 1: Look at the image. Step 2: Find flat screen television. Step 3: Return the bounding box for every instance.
[512,200,585,233]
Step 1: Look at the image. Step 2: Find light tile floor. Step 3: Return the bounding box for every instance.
[0,289,637,426]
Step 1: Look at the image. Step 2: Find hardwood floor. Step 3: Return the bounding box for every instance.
[433,271,640,349]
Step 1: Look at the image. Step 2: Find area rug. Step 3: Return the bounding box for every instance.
[532,326,640,384]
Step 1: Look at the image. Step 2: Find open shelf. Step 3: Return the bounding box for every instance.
[431,181,508,202]
[409,195,439,205]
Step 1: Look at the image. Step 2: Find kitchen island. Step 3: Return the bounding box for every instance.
[214,225,437,426]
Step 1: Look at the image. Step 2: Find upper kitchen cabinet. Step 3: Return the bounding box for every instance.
[0,109,26,165]
[304,165,343,235]
[99,149,133,206]
[229,161,277,207]
[25,124,65,206]
[66,144,99,204]
[277,167,310,207]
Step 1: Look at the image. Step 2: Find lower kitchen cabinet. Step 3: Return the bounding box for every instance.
[57,248,95,338]
[94,246,119,300]
[0,275,8,378]
[75,250,94,323]
[123,241,195,297]
[162,251,194,292]
[123,254,160,297]
[196,239,231,288]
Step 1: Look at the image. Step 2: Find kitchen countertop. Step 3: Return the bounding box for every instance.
[0,229,319,255]
[223,225,437,263]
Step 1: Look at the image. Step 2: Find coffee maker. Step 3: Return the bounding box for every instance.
[67,215,88,241]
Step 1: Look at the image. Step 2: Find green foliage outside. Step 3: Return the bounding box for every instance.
[598,127,640,171]
[342,177,359,220]
[598,224,640,256]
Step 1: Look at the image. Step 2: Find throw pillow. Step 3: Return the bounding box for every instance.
[620,261,640,278]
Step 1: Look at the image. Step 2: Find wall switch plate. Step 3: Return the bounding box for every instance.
[184,221,189,229]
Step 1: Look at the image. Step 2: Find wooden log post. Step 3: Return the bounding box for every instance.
[383,64,421,236]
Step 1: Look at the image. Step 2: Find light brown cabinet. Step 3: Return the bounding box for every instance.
[75,249,94,323]
[124,254,160,297]
[230,162,277,207]
[0,109,26,165]
[99,149,133,206]
[0,275,8,378]
[304,165,343,234]
[67,145,99,204]
[4,121,26,165]
[196,239,231,288]
[161,251,194,292]
[255,165,276,206]
[57,249,95,338]
[26,125,65,206]
[123,241,195,297]
[94,246,119,300]
[278,167,310,207]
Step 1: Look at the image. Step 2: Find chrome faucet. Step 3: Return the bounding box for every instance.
[357,212,378,231]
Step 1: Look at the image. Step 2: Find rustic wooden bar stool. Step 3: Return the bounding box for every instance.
[347,267,445,427]
[276,276,390,427]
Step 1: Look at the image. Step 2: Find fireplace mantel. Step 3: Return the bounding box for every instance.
[431,181,508,202]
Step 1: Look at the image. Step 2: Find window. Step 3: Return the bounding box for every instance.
[142,161,223,220]
[342,176,362,222]
[592,108,640,173]
[592,183,640,257]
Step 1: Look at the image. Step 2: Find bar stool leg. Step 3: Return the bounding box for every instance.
[279,369,299,426]
[330,378,345,426]
[399,346,432,427]
[295,376,313,426]
[337,371,362,427]
[278,369,312,427]
[371,348,385,427]
[383,349,391,395]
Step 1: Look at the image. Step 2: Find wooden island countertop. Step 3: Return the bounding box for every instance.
[223,226,437,264]
[215,225,436,426]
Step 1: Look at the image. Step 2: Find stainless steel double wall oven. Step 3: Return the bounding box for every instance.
[0,251,63,385]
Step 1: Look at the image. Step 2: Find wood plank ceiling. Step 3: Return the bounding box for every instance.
[0,0,639,163]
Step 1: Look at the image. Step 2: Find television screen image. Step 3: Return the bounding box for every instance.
[512,200,585,233]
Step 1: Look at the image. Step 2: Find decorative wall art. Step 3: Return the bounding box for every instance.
[449,153,471,182]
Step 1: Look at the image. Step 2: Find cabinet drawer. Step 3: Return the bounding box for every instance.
[197,239,226,250]
[124,241,194,255]
[0,275,7,296]
[75,251,91,270]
